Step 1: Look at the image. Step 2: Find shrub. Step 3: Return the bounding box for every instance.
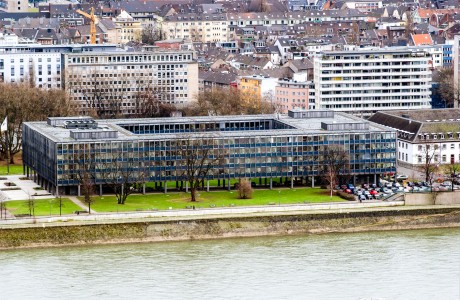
[237,178,253,199]
[336,190,355,201]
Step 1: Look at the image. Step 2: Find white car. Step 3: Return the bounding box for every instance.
[396,175,408,181]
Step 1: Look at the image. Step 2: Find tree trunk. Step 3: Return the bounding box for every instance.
[190,187,197,202]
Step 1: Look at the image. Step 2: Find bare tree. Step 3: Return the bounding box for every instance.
[131,81,176,118]
[67,68,128,118]
[349,21,360,46]
[74,150,97,213]
[0,83,72,163]
[101,147,147,205]
[435,67,458,108]
[187,88,275,116]
[404,11,415,40]
[418,143,440,185]
[442,163,459,191]
[174,134,227,202]
[321,145,350,199]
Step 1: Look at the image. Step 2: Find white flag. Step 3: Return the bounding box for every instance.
[0,117,7,133]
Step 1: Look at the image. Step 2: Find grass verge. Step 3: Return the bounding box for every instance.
[5,198,81,217]
[81,188,343,212]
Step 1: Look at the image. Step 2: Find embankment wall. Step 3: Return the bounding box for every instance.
[0,207,458,249]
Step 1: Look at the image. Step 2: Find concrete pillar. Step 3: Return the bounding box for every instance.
[264,178,267,186]
[280,177,283,185]
[228,179,231,191]
[311,176,315,188]
[291,177,294,189]
[374,174,377,184]
[206,180,210,192]
[270,178,273,190]
[180,181,183,190]
[353,175,356,185]
[186,181,189,193]
[142,183,146,194]
[77,184,81,197]
[223,180,226,189]
[100,184,103,196]
[55,185,59,196]
[218,179,220,187]
[259,178,262,185]
[164,182,167,193]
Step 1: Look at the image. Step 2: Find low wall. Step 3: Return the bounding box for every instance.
[405,192,459,206]
[0,206,458,249]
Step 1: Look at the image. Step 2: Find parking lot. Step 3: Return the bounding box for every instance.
[338,178,458,202]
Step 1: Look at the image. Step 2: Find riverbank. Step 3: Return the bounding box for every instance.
[0,204,458,250]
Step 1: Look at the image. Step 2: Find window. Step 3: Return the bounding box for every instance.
[442,155,447,162]
[418,145,422,151]
[451,144,455,149]
[418,156,422,163]
[442,144,447,150]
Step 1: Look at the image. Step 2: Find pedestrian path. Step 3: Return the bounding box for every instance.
[68,196,97,213]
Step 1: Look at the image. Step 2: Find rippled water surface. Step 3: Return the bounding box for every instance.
[0,228,458,300]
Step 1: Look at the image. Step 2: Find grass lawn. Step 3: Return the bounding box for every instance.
[82,188,343,213]
[0,165,23,176]
[6,198,81,217]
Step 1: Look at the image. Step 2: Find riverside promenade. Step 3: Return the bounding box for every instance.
[2,199,458,229]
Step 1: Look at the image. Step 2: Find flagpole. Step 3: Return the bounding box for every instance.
[6,126,9,175]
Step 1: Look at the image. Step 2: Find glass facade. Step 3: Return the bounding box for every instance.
[22,112,397,193]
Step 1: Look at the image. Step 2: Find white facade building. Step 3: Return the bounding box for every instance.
[314,48,432,116]
[369,109,459,170]
[0,44,118,88]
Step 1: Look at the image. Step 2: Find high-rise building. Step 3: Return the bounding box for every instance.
[314,48,432,116]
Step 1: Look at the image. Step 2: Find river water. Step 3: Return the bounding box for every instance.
[0,228,458,300]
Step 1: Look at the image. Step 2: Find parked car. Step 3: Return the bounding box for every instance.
[385,183,393,188]
[382,188,393,194]
[392,182,401,188]
[373,193,380,199]
[369,189,378,195]
[396,175,408,181]
[344,189,353,194]
[358,195,366,201]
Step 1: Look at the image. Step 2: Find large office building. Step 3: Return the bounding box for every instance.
[314,48,432,116]
[63,49,198,115]
[23,110,397,196]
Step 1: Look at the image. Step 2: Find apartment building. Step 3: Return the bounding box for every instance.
[23,110,397,196]
[0,44,117,88]
[369,109,459,169]
[62,50,198,115]
[161,13,229,43]
[275,79,314,113]
[113,10,143,43]
[238,75,278,100]
[314,48,432,116]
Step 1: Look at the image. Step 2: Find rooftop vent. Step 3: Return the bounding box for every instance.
[288,109,334,119]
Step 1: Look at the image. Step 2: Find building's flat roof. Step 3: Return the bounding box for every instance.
[25,112,394,143]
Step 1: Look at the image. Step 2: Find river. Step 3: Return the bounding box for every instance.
[0,228,458,300]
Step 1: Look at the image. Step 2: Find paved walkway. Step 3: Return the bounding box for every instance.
[0,175,53,201]
[68,196,97,213]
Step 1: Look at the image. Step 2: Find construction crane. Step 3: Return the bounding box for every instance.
[76,7,98,44]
